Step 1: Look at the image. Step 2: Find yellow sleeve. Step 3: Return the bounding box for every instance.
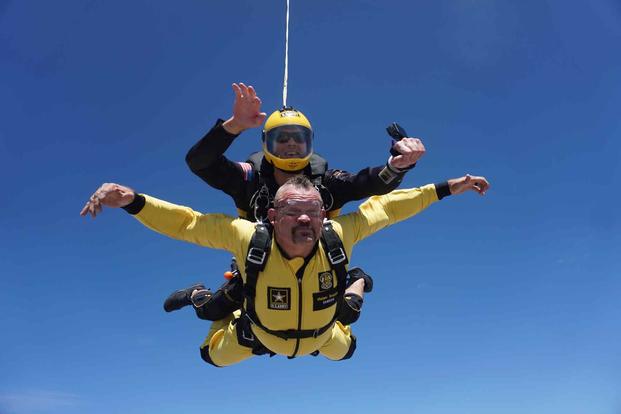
[335,184,440,247]
[132,194,252,257]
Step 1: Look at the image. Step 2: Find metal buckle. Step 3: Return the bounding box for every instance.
[247,247,267,265]
[242,328,255,341]
[327,248,346,265]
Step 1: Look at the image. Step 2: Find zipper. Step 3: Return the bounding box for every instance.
[290,270,304,357]
[284,245,316,359]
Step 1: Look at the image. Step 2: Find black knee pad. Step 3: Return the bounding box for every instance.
[194,276,243,321]
[199,346,221,367]
[337,294,364,325]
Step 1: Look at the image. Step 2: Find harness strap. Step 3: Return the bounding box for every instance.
[242,223,271,327]
[245,153,330,221]
[319,221,349,328]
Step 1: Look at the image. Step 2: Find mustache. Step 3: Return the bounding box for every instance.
[292,224,316,237]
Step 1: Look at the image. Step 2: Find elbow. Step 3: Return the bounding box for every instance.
[185,150,206,174]
[185,150,197,171]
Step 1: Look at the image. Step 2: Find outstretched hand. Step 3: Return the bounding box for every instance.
[448,174,490,196]
[80,183,136,218]
[223,82,267,134]
[389,137,426,170]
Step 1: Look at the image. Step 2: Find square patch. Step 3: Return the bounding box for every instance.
[268,287,291,310]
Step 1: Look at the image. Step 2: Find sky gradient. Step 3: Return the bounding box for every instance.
[1,1,620,413]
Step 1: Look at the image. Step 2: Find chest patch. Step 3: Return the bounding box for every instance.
[318,271,334,291]
[267,287,291,310]
[313,287,338,311]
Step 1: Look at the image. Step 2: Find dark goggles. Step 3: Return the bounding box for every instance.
[275,133,306,144]
[265,125,312,145]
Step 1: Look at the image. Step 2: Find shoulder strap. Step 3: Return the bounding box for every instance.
[320,221,349,301]
[242,223,272,333]
[309,153,328,177]
[246,151,264,171]
[244,222,271,302]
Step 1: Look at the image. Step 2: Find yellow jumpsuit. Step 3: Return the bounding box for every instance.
[133,184,440,366]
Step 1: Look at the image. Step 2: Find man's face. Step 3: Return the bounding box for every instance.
[268,186,325,257]
[272,128,308,159]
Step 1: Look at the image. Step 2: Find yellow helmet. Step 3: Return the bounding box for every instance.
[262,107,313,172]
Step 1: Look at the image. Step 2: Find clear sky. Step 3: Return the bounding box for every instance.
[1,1,620,413]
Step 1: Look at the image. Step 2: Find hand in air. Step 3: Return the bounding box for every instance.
[389,137,426,170]
[448,175,490,196]
[80,183,136,218]
[225,82,267,134]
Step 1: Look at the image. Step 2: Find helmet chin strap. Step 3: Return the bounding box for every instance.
[273,163,307,175]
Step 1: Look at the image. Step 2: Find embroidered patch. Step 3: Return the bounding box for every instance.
[318,271,334,291]
[313,287,338,311]
[268,287,291,310]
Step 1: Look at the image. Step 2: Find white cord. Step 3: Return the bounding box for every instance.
[282,0,290,108]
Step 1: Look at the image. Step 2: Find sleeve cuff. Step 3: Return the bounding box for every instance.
[122,193,146,215]
[435,181,451,200]
[387,160,416,174]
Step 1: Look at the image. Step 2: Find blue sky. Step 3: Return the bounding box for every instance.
[1,1,620,413]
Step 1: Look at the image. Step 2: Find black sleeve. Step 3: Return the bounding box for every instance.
[324,165,406,210]
[185,119,250,201]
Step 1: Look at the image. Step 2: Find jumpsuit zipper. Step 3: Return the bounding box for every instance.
[290,253,313,358]
[290,274,303,357]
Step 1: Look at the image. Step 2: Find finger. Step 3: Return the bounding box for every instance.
[248,85,257,99]
[256,112,267,124]
[393,140,413,155]
[251,96,262,109]
[80,202,90,216]
[232,83,242,99]
[88,202,96,217]
[239,82,248,98]
[477,178,490,194]
[413,139,426,152]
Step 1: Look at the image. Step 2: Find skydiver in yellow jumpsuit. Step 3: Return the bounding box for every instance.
[81,173,489,366]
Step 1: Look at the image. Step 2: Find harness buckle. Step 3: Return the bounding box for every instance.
[247,247,267,265]
[242,329,255,341]
[327,247,347,265]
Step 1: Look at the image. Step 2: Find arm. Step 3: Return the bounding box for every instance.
[324,137,426,210]
[324,167,405,210]
[79,183,250,254]
[185,83,267,197]
[336,174,490,245]
[185,119,250,196]
[128,194,246,252]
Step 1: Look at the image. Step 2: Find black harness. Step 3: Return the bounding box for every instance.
[246,152,334,222]
[237,221,349,347]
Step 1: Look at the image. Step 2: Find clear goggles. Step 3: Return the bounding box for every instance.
[275,198,323,218]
